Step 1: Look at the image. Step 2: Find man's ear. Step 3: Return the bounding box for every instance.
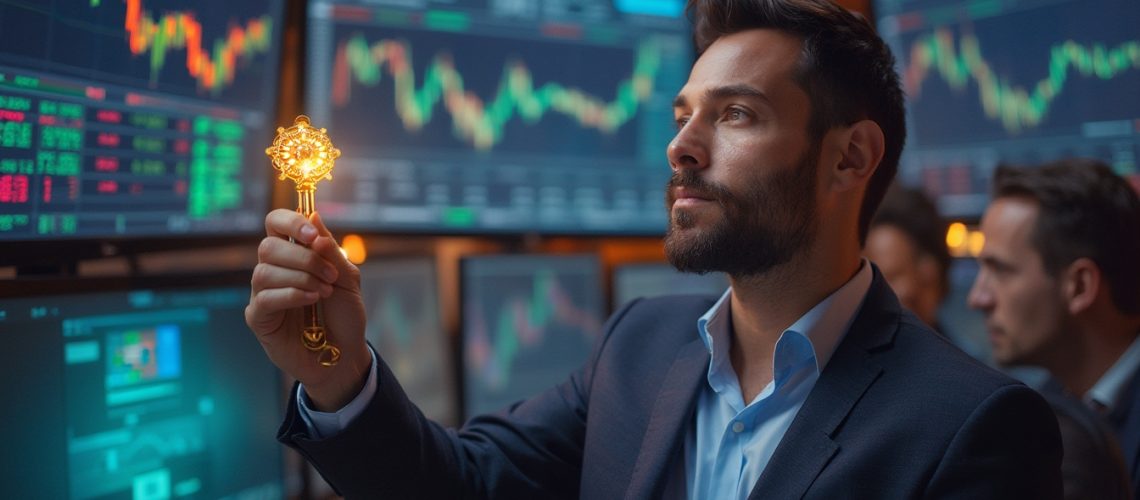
[1062,257,1101,315]
[829,119,885,193]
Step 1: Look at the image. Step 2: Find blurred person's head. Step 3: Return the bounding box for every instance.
[864,185,951,326]
[968,160,1140,390]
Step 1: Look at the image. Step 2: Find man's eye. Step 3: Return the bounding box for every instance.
[674,117,690,129]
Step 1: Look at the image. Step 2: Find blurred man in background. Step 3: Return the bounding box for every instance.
[969,159,1140,497]
[864,184,950,331]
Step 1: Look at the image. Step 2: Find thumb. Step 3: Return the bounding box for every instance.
[310,211,334,237]
[309,212,356,287]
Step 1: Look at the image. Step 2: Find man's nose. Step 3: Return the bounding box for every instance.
[966,273,993,311]
[667,121,709,172]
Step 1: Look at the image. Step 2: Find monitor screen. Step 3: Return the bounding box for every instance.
[358,257,458,426]
[0,0,285,241]
[461,254,603,417]
[873,0,1140,218]
[0,276,284,499]
[305,0,691,234]
[612,262,728,311]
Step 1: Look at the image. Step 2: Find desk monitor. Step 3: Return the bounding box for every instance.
[305,0,691,234]
[0,274,284,499]
[460,254,603,418]
[872,0,1140,218]
[612,262,728,311]
[358,256,458,426]
[0,0,285,244]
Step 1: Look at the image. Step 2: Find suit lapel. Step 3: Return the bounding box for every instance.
[624,338,709,500]
[747,270,901,499]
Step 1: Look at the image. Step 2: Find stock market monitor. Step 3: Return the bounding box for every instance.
[461,254,603,417]
[0,0,284,241]
[305,0,690,234]
[874,0,1140,217]
[0,277,284,499]
[359,257,459,426]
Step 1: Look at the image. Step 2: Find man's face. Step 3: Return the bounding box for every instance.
[664,29,820,276]
[865,225,927,321]
[967,197,1069,367]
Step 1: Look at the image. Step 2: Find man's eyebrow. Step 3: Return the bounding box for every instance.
[673,84,772,109]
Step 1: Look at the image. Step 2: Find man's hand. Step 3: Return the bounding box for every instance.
[246,209,370,411]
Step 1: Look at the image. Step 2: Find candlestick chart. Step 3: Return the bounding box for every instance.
[0,0,277,100]
[358,258,457,425]
[901,27,1140,139]
[324,25,656,156]
[305,2,691,234]
[461,255,602,417]
[331,32,660,152]
[873,0,1140,218]
[0,0,284,242]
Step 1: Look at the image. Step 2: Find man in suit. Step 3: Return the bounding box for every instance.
[246,0,1063,497]
[968,160,1140,495]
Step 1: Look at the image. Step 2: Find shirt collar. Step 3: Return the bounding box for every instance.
[1085,333,1140,412]
[697,259,873,390]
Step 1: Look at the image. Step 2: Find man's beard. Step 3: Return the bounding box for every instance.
[664,145,819,278]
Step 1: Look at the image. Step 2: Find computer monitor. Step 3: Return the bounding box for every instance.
[612,262,728,311]
[460,254,603,417]
[0,274,284,499]
[872,0,1140,218]
[0,0,285,243]
[358,257,458,426]
[305,0,691,234]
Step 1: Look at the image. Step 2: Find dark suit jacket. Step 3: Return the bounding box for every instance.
[1108,367,1140,496]
[280,269,1063,499]
[1037,381,1132,499]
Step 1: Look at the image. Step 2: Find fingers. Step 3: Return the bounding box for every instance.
[251,262,334,298]
[256,236,339,284]
[265,208,319,245]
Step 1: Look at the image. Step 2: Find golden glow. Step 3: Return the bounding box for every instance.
[968,231,986,256]
[341,234,367,264]
[265,115,340,190]
[946,222,968,249]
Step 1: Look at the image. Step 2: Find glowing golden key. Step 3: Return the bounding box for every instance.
[266,115,341,367]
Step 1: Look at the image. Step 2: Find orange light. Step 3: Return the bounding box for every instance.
[968,231,986,257]
[341,234,366,264]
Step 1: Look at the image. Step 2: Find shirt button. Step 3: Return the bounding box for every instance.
[732,421,745,433]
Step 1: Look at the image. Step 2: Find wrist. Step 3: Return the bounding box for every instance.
[304,342,372,412]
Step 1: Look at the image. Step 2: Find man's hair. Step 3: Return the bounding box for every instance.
[688,0,906,244]
[871,184,951,295]
[993,160,1140,315]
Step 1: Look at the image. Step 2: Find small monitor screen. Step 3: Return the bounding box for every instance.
[305,0,692,234]
[358,257,458,425]
[461,254,603,417]
[0,278,284,499]
[612,262,728,310]
[0,0,285,241]
[872,0,1140,217]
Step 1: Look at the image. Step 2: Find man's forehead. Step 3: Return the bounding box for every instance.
[982,197,1040,251]
[684,29,803,92]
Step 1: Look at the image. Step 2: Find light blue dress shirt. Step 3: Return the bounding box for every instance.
[297,347,379,438]
[1085,334,1140,413]
[683,260,872,500]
